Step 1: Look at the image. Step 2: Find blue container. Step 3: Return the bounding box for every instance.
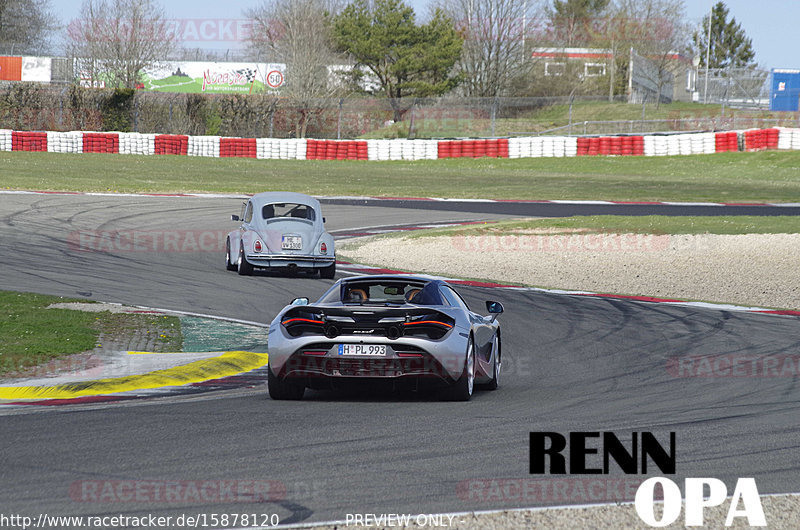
[771,69,800,111]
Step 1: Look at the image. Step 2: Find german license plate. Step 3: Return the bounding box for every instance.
[338,344,386,356]
[282,235,302,250]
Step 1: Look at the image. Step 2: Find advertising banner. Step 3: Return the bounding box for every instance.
[21,57,52,82]
[0,56,23,81]
[140,61,285,94]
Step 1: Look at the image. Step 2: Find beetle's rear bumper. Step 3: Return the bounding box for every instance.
[246,254,335,268]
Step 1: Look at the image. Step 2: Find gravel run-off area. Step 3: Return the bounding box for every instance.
[339,233,800,310]
[334,233,800,527]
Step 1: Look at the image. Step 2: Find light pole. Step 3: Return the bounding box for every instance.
[703,0,712,104]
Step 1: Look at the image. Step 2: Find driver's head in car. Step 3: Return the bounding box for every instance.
[345,288,368,303]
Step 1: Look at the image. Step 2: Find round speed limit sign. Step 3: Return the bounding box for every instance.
[267,70,284,88]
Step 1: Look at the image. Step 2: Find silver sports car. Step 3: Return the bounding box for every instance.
[266,275,504,401]
[226,192,336,278]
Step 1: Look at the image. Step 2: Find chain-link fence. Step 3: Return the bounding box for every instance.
[695,68,770,109]
[519,117,799,137]
[1,83,794,138]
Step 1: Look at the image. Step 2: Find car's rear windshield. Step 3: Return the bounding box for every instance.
[262,203,315,221]
[319,280,442,306]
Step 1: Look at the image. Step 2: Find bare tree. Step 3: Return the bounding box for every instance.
[0,0,57,54]
[246,0,344,137]
[546,0,609,47]
[436,0,543,97]
[66,0,178,89]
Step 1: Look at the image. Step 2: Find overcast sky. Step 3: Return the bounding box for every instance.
[50,0,794,70]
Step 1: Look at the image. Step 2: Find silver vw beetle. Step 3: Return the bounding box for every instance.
[226,192,336,278]
[266,274,504,401]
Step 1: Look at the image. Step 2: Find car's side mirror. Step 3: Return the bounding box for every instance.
[231,214,240,221]
[486,301,503,322]
[486,301,504,314]
[323,217,326,223]
[291,297,309,306]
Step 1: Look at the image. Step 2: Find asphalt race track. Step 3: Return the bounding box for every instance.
[321,197,800,217]
[1,193,799,526]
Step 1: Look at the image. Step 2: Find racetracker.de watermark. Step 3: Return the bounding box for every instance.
[667,354,800,377]
[450,234,670,252]
[68,230,227,253]
[280,353,532,379]
[456,477,645,504]
[69,480,286,503]
[68,18,254,42]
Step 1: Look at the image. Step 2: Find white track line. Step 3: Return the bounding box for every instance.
[246,492,800,529]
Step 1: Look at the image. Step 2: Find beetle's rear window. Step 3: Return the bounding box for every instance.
[262,203,316,221]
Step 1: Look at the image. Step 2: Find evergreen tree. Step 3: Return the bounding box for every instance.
[332,0,463,121]
[693,1,755,68]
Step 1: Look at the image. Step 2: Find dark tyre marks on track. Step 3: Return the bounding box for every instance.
[0,194,798,525]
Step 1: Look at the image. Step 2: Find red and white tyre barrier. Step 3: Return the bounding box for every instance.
[255,138,308,160]
[46,131,83,153]
[0,129,12,151]
[82,132,119,154]
[154,134,188,155]
[743,128,779,152]
[188,135,220,157]
[11,131,47,151]
[2,127,797,161]
[119,132,155,155]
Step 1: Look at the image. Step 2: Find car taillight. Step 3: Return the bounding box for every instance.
[402,314,455,340]
[282,318,324,325]
[254,240,262,252]
[320,242,327,254]
[281,315,325,337]
[403,320,453,329]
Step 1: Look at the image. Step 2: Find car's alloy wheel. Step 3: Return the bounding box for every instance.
[225,238,237,271]
[442,337,475,401]
[484,333,500,391]
[267,366,305,400]
[237,241,253,276]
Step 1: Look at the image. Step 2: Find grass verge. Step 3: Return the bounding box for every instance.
[360,101,783,138]
[0,291,182,376]
[3,150,800,203]
[391,215,800,239]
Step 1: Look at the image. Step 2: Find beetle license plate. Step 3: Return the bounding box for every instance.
[282,235,302,250]
[338,344,386,356]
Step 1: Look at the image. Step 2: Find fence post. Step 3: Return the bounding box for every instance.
[408,99,417,139]
[641,93,647,132]
[269,108,274,138]
[337,98,343,140]
[58,87,66,128]
[568,96,573,136]
[490,96,499,137]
